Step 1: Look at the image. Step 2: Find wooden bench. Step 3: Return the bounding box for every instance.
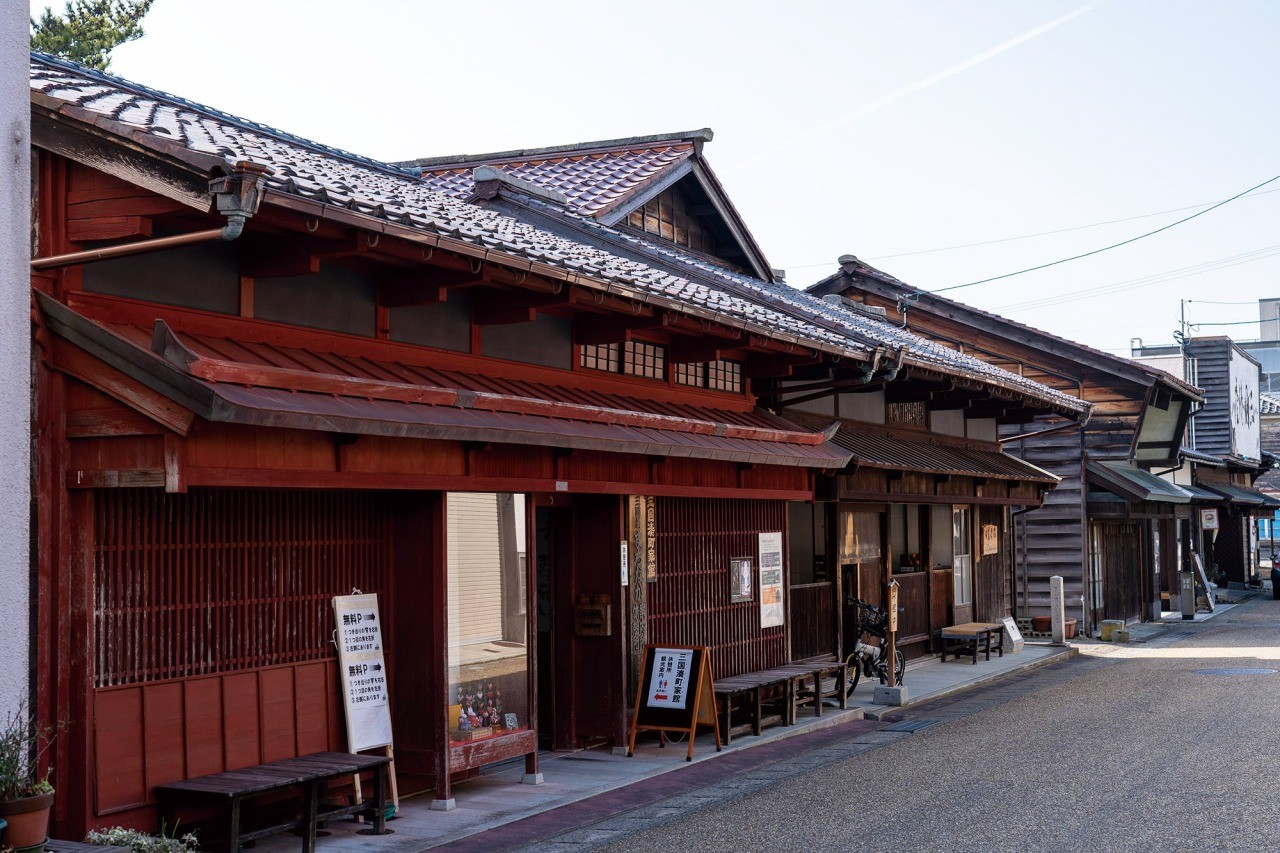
[713,658,848,745]
[153,751,392,853]
[939,622,1004,664]
[45,843,129,853]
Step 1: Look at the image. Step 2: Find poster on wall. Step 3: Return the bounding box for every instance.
[1200,508,1220,531]
[729,557,754,603]
[333,593,393,751]
[758,531,785,628]
[1229,347,1261,461]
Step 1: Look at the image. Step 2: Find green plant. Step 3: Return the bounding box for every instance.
[84,825,199,853]
[0,701,55,801]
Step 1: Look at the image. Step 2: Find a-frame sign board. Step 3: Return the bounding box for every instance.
[333,593,400,812]
[627,645,721,762]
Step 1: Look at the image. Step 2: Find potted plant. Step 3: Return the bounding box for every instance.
[0,701,56,852]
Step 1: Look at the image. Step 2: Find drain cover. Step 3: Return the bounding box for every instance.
[881,719,939,733]
[1193,668,1277,676]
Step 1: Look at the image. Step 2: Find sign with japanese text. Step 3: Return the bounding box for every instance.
[758,531,785,629]
[1229,347,1261,461]
[981,524,999,557]
[645,647,693,709]
[628,644,720,762]
[333,593,393,751]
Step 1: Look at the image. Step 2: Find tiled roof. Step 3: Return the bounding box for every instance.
[402,133,701,217]
[816,257,1204,400]
[28,53,1085,418]
[509,194,1090,415]
[28,54,863,359]
[1261,393,1280,416]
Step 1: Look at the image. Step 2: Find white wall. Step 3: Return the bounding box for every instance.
[0,10,31,715]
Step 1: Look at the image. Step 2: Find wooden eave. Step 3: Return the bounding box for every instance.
[814,272,1203,401]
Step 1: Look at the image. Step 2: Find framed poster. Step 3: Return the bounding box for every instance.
[758,531,785,629]
[1200,508,1220,531]
[729,557,754,603]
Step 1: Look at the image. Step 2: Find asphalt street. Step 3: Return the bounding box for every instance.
[538,598,1280,853]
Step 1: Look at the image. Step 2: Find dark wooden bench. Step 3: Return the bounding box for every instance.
[45,843,129,853]
[939,622,1004,664]
[713,658,848,744]
[787,656,849,719]
[153,751,391,853]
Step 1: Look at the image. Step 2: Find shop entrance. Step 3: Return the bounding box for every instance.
[534,495,626,751]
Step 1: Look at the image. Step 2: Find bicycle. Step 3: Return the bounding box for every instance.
[844,597,905,695]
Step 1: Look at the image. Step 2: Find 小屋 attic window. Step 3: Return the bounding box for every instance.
[675,360,742,393]
[580,341,667,380]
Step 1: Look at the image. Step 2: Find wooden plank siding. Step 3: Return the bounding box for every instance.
[1184,340,1233,458]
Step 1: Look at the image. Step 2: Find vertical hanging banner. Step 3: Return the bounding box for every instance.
[758,531,785,628]
[334,593,393,751]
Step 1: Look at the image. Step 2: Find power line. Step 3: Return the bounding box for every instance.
[1190,318,1262,328]
[852,187,1280,264]
[997,243,1280,312]
[925,172,1280,295]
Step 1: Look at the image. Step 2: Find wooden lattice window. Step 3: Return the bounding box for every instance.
[93,489,391,687]
[675,360,742,393]
[886,401,928,427]
[580,341,666,380]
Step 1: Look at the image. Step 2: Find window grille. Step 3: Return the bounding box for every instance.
[93,489,391,687]
[581,340,666,380]
[675,360,742,393]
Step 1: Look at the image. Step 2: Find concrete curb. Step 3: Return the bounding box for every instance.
[858,646,1079,720]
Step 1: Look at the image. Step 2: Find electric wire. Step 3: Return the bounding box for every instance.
[925,172,1280,295]
[998,243,1280,312]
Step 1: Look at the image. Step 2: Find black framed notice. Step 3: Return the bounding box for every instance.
[627,644,721,761]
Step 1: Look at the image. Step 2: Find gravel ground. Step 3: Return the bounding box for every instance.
[594,598,1280,853]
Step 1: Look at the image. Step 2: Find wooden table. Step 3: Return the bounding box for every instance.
[153,751,391,853]
[939,622,1005,664]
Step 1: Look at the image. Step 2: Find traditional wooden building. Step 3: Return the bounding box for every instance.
[809,257,1204,633]
[404,138,1092,662]
[26,55,1088,838]
[1132,338,1279,586]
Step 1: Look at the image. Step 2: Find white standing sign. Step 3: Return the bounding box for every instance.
[334,593,393,751]
[1229,347,1261,461]
[646,647,693,709]
[758,531,785,629]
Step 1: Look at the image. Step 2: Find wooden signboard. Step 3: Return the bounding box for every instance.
[333,593,400,809]
[1192,553,1216,613]
[627,645,721,762]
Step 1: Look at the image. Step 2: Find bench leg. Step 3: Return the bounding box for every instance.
[812,670,823,717]
[752,687,763,736]
[373,766,388,834]
[722,698,733,746]
[301,782,319,853]
[226,798,242,853]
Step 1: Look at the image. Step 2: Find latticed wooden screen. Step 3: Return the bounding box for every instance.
[647,498,787,679]
[93,489,391,687]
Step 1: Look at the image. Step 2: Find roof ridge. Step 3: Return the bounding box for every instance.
[398,128,713,169]
[30,50,420,182]
[822,257,1203,397]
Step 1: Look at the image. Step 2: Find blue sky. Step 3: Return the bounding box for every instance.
[30,0,1280,353]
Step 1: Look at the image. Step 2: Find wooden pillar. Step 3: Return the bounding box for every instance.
[429,494,453,810]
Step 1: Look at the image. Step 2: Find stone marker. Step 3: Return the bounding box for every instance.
[1050,576,1066,645]
[874,684,909,706]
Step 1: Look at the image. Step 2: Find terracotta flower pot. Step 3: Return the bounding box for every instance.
[1031,616,1052,633]
[1064,618,1078,639]
[0,791,55,850]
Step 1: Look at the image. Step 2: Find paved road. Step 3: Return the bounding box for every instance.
[529,598,1280,852]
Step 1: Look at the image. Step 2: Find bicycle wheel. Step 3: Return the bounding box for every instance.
[893,649,905,685]
[844,653,862,696]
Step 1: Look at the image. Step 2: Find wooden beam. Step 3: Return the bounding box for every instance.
[668,338,724,365]
[66,215,152,242]
[377,269,478,307]
[239,242,319,278]
[50,340,195,435]
[473,290,569,326]
[575,315,664,346]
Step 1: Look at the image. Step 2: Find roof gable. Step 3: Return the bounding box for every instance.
[401,129,774,281]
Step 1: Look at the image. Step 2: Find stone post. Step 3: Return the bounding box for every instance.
[1050,575,1066,646]
[1,1,32,716]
